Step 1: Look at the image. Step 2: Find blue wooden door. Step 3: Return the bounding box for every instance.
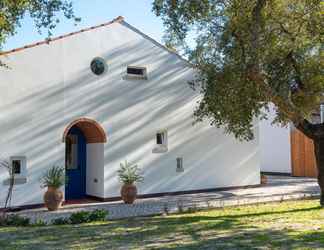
[65,127,86,199]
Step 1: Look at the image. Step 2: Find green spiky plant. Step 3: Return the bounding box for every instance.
[117,161,144,185]
[40,166,66,189]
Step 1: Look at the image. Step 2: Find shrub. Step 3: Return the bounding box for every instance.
[40,166,66,189]
[0,209,108,227]
[88,209,108,222]
[0,214,30,227]
[69,211,91,224]
[69,209,108,224]
[52,217,70,225]
[32,219,47,226]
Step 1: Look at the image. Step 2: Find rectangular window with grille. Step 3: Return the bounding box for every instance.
[126,66,147,79]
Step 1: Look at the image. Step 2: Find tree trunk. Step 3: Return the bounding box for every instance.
[313,138,324,206]
[297,120,324,206]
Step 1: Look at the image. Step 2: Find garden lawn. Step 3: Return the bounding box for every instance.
[1,199,324,250]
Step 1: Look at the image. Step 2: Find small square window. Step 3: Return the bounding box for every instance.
[9,156,27,177]
[12,160,21,174]
[156,133,164,145]
[156,131,167,146]
[152,130,168,153]
[2,156,28,186]
[126,66,147,80]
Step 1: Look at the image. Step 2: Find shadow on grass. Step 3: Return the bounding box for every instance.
[0,205,323,250]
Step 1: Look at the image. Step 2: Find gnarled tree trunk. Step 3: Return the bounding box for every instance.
[313,137,324,205]
[297,120,324,205]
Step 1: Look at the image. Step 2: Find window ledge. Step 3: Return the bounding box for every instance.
[152,146,168,154]
[3,177,27,186]
[176,167,184,173]
[124,74,148,80]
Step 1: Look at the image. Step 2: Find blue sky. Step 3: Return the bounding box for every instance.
[3,0,165,51]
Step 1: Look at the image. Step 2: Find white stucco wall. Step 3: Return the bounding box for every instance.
[86,143,104,197]
[259,106,292,174]
[0,19,260,207]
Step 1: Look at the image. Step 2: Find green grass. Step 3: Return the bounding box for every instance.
[1,199,324,249]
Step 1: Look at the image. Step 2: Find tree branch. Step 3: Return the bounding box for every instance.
[247,70,302,121]
[296,119,315,139]
[247,1,302,121]
[232,30,246,64]
[250,0,267,69]
[247,0,306,124]
[286,51,304,90]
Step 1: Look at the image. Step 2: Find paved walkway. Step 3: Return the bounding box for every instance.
[15,175,319,223]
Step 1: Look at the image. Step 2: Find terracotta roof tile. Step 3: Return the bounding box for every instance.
[0,16,124,57]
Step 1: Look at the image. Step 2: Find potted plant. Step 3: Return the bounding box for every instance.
[40,166,66,211]
[261,173,268,184]
[118,161,144,204]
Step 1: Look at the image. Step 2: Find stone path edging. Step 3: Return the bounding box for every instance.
[12,175,320,223]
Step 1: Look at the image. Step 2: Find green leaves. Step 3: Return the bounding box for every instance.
[153,0,323,140]
[117,161,144,185]
[194,63,267,140]
[40,166,66,189]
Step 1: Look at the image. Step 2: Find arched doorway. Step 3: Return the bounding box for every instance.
[63,118,107,200]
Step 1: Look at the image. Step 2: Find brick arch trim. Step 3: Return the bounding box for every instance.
[63,118,107,144]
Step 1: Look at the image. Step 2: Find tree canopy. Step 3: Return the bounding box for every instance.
[0,0,78,51]
[153,0,324,140]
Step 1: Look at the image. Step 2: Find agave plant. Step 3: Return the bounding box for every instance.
[117,161,144,185]
[40,166,66,189]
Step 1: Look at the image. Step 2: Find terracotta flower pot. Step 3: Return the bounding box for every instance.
[121,183,137,204]
[261,174,268,185]
[44,186,63,211]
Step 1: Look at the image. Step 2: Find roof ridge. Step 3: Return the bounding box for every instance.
[121,21,191,66]
[0,16,124,57]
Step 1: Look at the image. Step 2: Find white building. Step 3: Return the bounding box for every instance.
[259,104,318,177]
[259,105,292,174]
[0,17,260,208]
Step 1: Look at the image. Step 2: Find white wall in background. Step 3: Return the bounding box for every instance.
[259,105,291,174]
